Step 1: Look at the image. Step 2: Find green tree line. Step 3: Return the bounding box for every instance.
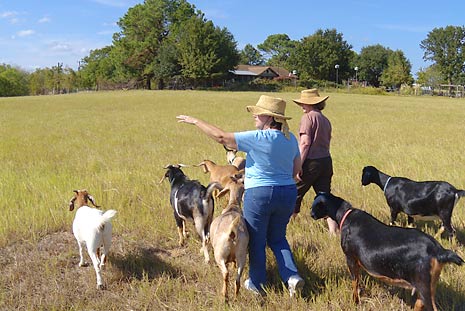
[2,0,465,97]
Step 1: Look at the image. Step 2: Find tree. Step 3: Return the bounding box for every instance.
[80,46,118,90]
[112,0,197,89]
[0,64,29,97]
[257,34,296,67]
[287,29,353,83]
[240,44,264,65]
[380,50,414,89]
[416,64,445,89]
[420,26,465,89]
[357,44,391,87]
[176,15,239,86]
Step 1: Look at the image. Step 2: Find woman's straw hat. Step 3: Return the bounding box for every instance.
[246,95,292,120]
[293,89,329,105]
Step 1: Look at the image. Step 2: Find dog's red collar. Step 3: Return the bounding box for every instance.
[339,209,353,231]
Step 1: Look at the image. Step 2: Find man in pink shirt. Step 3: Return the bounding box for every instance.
[292,89,338,234]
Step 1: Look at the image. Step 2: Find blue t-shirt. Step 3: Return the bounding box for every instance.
[234,130,300,189]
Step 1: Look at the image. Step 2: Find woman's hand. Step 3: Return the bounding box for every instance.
[176,115,198,125]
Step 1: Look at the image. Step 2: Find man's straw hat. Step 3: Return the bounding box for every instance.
[246,95,292,120]
[293,89,329,106]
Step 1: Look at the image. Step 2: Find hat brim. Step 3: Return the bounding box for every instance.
[246,105,292,120]
[293,96,329,106]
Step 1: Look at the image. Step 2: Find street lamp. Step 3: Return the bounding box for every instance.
[334,64,339,89]
[354,66,359,83]
[292,70,297,90]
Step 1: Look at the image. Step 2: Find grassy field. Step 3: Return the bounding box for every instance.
[0,90,464,310]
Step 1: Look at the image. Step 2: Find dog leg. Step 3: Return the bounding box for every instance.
[346,257,361,304]
[413,297,425,311]
[429,258,443,311]
[407,216,415,228]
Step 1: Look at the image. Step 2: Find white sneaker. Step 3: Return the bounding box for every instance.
[244,278,261,295]
[288,275,304,297]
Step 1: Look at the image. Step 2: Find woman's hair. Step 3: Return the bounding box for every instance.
[314,101,326,111]
[270,118,283,130]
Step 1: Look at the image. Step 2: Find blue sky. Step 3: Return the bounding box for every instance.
[1,0,464,76]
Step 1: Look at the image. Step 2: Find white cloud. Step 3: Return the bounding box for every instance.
[50,42,71,52]
[1,11,20,24]
[1,11,17,18]
[17,29,35,37]
[38,17,51,23]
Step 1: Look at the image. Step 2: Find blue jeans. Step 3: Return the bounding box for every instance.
[243,184,299,288]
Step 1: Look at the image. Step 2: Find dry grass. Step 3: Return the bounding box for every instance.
[0,90,464,310]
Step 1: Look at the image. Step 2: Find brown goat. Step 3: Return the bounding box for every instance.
[209,172,249,300]
[195,159,240,187]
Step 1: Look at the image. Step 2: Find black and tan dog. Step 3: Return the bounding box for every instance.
[311,192,463,311]
[161,164,222,263]
[362,165,465,239]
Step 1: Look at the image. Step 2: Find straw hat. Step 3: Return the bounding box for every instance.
[246,95,292,120]
[293,89,329,106]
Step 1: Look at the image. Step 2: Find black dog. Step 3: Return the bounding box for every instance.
[161,164,222,263]
[311,192,463,311]
[362,165,465,239]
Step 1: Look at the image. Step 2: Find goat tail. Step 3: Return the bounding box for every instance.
[228,215,241,241]
[456,190,465,198]
[97,210,117,231]
[437,250,464,266]
[205,182,222,199]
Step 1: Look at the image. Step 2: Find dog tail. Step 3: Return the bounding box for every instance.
[228,215,241,241]
[437,249,464,266]
[97,210,117,231]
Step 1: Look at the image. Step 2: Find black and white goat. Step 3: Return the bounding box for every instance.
[361,165,465,239]
[161,164,222,263]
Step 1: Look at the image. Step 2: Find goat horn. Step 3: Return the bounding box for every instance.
[88,195,100,208]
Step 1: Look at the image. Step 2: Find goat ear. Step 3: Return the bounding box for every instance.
[69,197,76,211]
[73,190,79,194]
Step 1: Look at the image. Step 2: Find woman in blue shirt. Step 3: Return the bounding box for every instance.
[177,95,304,297]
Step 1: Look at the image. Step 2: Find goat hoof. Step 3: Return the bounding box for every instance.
[79,262,89,267]
[96,284,106,290]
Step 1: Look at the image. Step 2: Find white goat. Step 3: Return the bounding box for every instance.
[69,189,117,290]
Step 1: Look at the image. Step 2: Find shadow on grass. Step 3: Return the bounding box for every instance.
[110,246,179,281]
[383,278,465,311]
